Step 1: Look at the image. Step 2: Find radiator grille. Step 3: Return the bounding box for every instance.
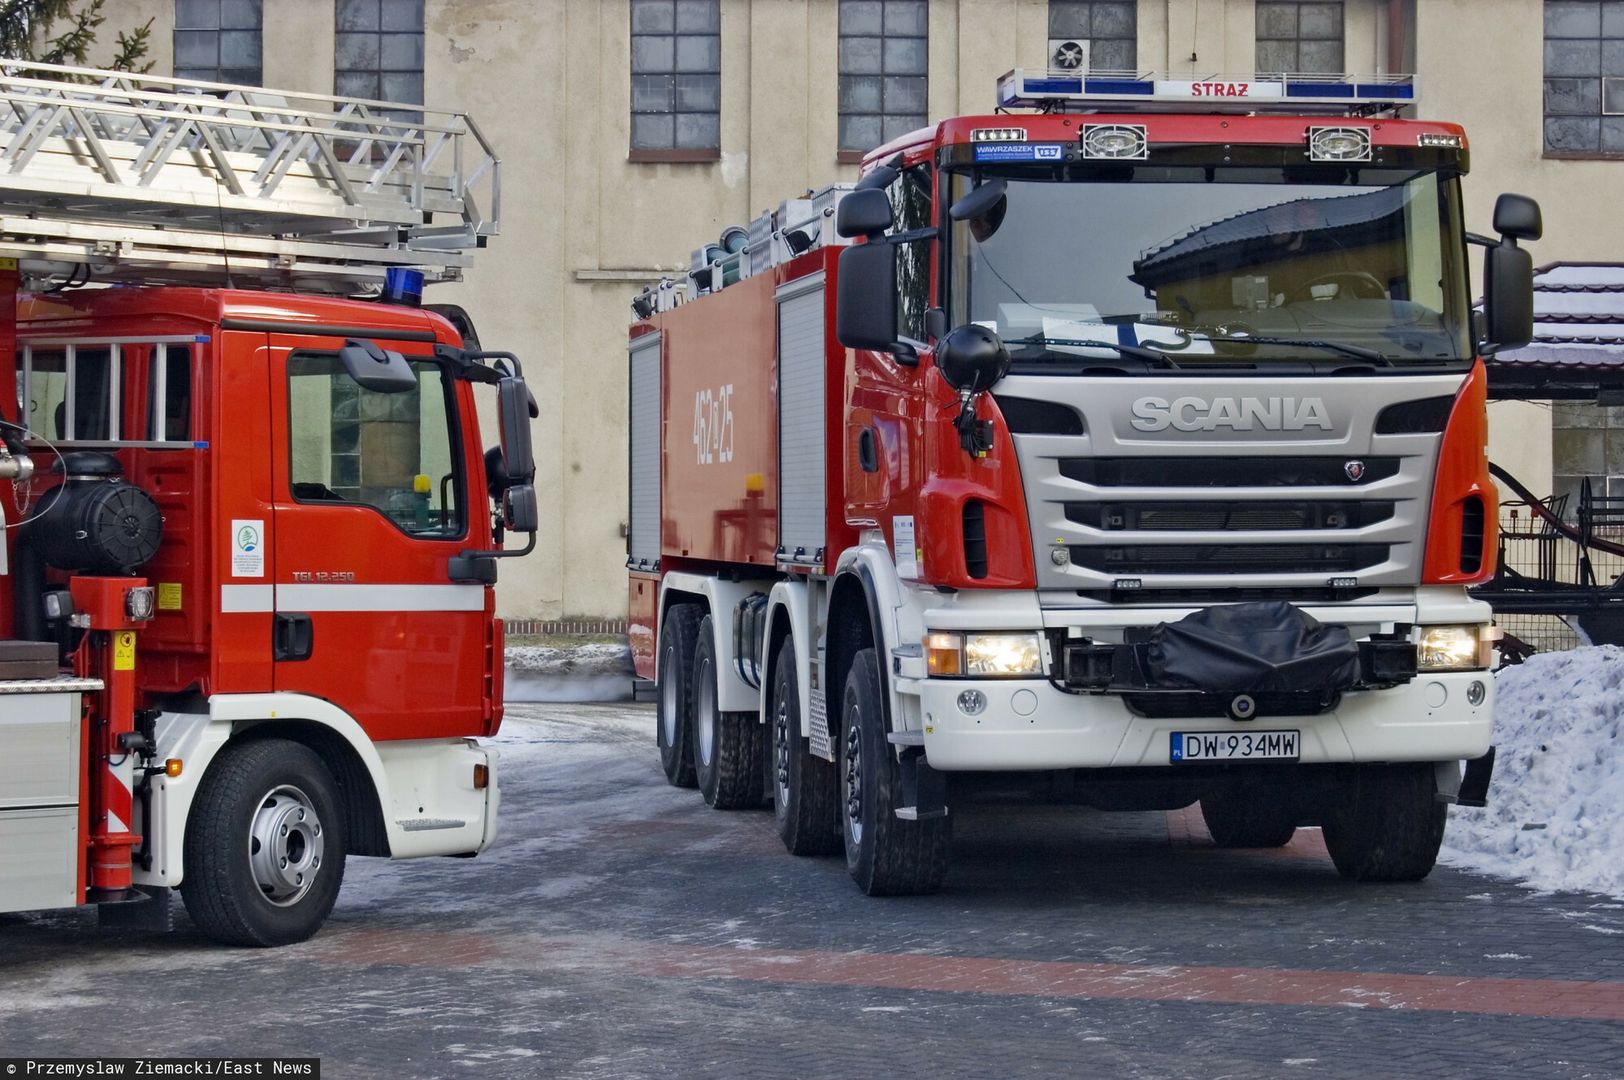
[1069,543,1388,575]
[1066,500,1394,532]
[1059,456,1400,489]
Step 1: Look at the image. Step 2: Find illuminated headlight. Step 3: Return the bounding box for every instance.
[926,631,1044,678]
[125,586,156,622]
[1416,625,1485,671]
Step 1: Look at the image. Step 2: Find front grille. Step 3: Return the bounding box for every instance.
[1123,690,1340,720]
[1070,585,1380,605]
[1059,456,1400,489]
[1066,500,1394,532]
[1070,543,1389,575]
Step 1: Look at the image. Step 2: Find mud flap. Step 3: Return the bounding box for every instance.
[1457,746,1496,808]
[97,885,173,932]
[896,748,947,821]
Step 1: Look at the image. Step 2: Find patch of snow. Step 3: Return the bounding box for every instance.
[1483,953,1530,960]
[1439,646,1624,900]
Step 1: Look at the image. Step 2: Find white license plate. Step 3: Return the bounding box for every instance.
[1171,730,1300,762]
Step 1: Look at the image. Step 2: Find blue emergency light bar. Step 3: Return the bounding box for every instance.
[997,69,1418,116]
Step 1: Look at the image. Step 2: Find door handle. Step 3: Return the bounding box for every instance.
[274,613,313,661]
[858,427,879,473]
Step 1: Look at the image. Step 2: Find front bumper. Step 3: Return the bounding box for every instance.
[900,669,1492,770]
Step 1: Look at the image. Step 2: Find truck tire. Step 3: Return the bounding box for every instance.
[770,636,841,854]
[657,603,701,788]
[180,738,347,947]
[1199,783,1298,848]
[692,614,766,809]
[840,648,950,895]
[1322,763,1447,882]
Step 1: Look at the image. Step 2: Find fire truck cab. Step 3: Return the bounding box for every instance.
[629,71,1539,896]
[0,62,535,945]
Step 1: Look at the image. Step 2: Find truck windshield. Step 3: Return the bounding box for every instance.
[947,166,1472,367]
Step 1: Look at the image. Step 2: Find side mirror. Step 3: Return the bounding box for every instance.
[949,178,1008,222]
[1481,193,1541,353]
[836,240,897,351]
[1493,193,1542,241]
[936,323,1011,393]
[836,188,893,239]
[338,339,417,394]
[496,375,536,487]
[502,483,538,533]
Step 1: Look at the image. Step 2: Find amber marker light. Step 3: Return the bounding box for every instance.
[474,764,489,790]
[165,759,183,778]
[925,632,964,676]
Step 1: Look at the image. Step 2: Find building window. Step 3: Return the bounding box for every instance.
[174,0,262,85]
[1047,2,1137,72]
[335,0,425,107]
[838,0,928,156]
[1544,1,1624,155]
[630,0,721,156]
[1255,1,1344,75]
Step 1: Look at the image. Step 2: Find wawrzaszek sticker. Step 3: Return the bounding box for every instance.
[231,518,265,578]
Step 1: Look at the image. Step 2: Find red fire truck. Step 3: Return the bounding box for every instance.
[0,62,536,944]
[629,71,1539,895]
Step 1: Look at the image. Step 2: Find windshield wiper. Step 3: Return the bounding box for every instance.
[1006,334,1183,368]
[1189,334,1389,364]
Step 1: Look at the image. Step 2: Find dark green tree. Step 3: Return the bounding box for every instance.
[0,0,152,75]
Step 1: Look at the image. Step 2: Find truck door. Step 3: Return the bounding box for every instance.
[267,330,487,740]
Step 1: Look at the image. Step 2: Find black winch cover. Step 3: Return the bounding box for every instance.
[1145,601,1359,694]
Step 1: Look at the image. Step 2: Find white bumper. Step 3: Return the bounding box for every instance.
[892,585,1494,771]
[904,670,1492,770]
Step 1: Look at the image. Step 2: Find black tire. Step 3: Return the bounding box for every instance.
[840,648,950,895]
[770,637,841,854]
[1200,782,1299,848]
[656,604,701,788]
[180,738,347,947]
[692,614,767,809]
[1322,763,1447,882]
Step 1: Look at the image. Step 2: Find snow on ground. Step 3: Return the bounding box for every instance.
[1440,646,1624,899]
[505,643,636,703]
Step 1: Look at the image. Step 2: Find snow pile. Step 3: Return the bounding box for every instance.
[1439,646,1624,898]
[505,641,636,703]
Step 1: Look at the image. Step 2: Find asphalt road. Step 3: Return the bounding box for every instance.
[3,702,1622,1079]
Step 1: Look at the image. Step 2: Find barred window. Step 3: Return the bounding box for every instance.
[1543,1,1624,155]
[335,0,425,107]
[838,0,928,155]
[630,0,721,154]
[1256,1,1344,75]
[1047,2,1137,72]
[174,0,262,85]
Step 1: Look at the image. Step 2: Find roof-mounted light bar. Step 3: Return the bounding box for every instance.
[997,69,1418,116]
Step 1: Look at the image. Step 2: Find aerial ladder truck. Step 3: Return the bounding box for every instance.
[0,60,537,945]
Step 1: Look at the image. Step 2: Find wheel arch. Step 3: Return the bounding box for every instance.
[229,720,390,857]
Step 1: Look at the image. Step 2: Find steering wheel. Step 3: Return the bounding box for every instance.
[1296,271,1388,301]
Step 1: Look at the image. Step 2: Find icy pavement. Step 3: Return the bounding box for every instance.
[1440,646,1624,900]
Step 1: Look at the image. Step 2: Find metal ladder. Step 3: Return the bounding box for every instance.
[0,59,500,291]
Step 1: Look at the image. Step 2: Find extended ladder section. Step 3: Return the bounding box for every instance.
[632,183,856,318]
[998,68,1417,116]
[0,58,500,292]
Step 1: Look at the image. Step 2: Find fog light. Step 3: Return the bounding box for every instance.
[957,689,987,716]
[1467,680,1486,706]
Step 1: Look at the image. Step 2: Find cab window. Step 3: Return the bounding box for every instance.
[287,353,464,538]
[888,164,934,343]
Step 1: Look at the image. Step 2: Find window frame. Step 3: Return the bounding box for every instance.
[173,0,264,86]
[629,0,723,162]
[1542,0,1624,160]
[837,0,930,163]
[284,349,470,543]
[1045,1,1138,73]
[15,335,200,448]
[334,0,426,107]
[1254,0,1346,77]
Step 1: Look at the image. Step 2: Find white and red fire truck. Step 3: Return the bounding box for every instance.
[628,71,1540,895]
[0,61,536,944]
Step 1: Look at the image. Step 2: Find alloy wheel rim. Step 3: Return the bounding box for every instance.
[844,710,863,845]
[696,658,715,767]
[660,643,679,746]
[774,695,791,804]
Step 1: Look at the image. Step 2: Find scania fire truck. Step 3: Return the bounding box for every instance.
[630,71,1542,895]
[0,61,537,944]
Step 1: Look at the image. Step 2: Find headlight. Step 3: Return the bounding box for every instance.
[1416,625,1484,671]
[924,631,1044,678]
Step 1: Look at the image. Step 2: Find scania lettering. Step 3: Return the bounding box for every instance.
[1128,396,1334,432]
[627,69,1532,894]
[0,61,537,944]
